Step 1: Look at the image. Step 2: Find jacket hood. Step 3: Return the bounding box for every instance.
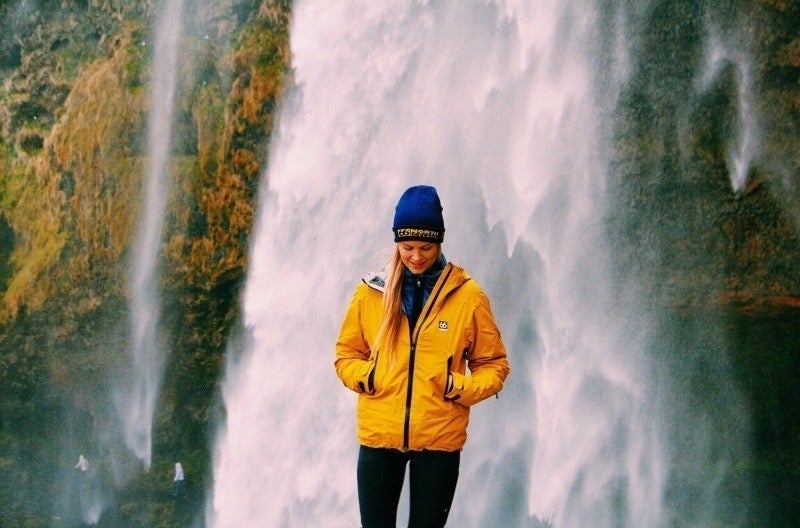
[362,270,387,292]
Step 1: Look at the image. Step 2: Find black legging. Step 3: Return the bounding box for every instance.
[357,445,460,528]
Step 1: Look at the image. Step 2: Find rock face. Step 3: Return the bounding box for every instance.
[0,1,291,525]
[1,2,147,149]
[604,1,800,315]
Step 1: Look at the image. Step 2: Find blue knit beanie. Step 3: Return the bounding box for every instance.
[392,185,445,243]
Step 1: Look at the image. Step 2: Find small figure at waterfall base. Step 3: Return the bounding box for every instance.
[173,462,188,497]
[74,454,89,472]
[335,185,510,527]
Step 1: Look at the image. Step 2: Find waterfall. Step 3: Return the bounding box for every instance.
[696,16,758,193]
[210,1,754,526]
[119,0,184,469]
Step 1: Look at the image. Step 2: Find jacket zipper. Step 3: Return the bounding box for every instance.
[402,264,453,451]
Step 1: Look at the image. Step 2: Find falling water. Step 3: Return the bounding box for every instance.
[210,1,755,526]
[119,0,184,469]
[697,19,758,192]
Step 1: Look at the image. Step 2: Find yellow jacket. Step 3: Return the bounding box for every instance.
[335,263,510,452]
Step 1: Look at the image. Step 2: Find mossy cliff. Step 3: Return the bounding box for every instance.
[606,1,800,523]
[607,1,800,312]
[0,1,290,526]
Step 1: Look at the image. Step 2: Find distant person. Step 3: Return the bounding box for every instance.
[173,462,187,497]
[74,454,91,517]
[74,454,89,472]
[334,185,511,527]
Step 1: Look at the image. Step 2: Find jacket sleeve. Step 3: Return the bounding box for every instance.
[334,285,376,394]
[445,288,510,406]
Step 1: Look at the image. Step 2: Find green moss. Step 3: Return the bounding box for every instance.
[0,143,18,207]
[124,39,150,89]
[53,45,88,83]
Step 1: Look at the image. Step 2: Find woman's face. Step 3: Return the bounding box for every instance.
[398,241,439,274]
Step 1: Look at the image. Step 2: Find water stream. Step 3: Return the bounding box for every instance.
[119,0,184,470]
[210,1,760,526]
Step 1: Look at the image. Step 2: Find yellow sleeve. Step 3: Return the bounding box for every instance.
[334,285,376,393]
[446,288,510,406]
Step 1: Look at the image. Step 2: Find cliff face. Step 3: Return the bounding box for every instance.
[0,2,139,317]
[607,1,800,315]
[0,1,290,525]
[0,0,290,316]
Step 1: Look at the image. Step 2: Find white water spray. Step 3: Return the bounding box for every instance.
[698,26,758,192]
[120,0,184,469]
[210,1,751,526]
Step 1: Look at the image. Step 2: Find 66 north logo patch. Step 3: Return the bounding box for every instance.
[438,321,448,331]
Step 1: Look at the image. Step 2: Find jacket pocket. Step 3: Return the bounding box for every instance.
[444,356,459,400]
[367,360,376,393]
[358,355,377,394]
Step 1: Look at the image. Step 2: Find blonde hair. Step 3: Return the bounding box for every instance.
[372,244,441,364]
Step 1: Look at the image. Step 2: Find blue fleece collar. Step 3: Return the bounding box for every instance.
[401,254,447,317]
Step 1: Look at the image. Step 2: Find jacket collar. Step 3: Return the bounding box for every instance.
[362,260,470,297]
[402,253,447,286]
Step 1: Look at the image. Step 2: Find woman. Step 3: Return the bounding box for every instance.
[335,185,510,527]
